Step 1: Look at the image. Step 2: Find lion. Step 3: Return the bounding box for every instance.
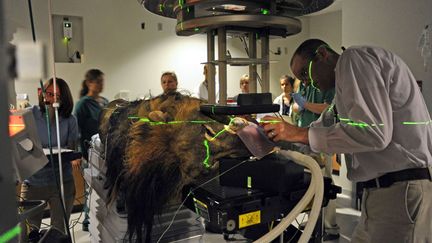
[98,92,251,242]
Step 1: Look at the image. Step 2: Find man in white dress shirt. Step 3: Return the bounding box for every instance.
[262,39,432,243]
[196,64,219,102]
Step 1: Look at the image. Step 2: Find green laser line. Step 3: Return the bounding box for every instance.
[327,103,335,112]
[0,225,21,243]
[347,122,369,128]
[139,118,151,122]
[228,117,235,125]
[343,118,432,127]
[129,116,217,125]
[202,140,210,168]
[127,116,232,169]
[371,123,385,127]
[402,120,432,125]
[190,120,213,124]
[202,128,228,168]
[210,128,227,141]
[338,115,384,127]
[261,8,269,15]
[258,120,282,124]
[308,45,330,90]
[338,116,430,127]
[338,117,350,122]
[308,59,318,89]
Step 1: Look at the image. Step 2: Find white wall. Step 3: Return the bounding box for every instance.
[342,0,432,113]
[6,0,250,104]
[269,17,310,95]
[268,11,342,96]
[309,11,342,53]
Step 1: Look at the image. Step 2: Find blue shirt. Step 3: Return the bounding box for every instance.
[74,96,109,159]
[298,85,335,128]
[25,106,79,186]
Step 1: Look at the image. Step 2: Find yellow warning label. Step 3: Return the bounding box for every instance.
[239,210,261,229]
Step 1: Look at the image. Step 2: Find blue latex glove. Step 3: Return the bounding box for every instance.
[291,92,306,110]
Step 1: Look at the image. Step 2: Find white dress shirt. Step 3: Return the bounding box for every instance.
[273,93,293,116]
[196,81,208,100]
[308,46,432,182]
[195,81,219,101]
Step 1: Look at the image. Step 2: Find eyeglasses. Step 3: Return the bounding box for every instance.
[298,44,330,90]
[298,55,318,89]
[46,91,61,99]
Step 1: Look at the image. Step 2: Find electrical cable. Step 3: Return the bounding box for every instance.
[66,162,86,230]
[156,157,256,243]
[286,212,307,243]
[239,36,250,57]
[27,0,36,42]
[238,36,263,88]
[66,39,70,62]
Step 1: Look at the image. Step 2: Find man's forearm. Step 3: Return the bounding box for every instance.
[295,127,310,144]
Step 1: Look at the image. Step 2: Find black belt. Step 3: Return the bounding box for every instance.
[362,167,432,189]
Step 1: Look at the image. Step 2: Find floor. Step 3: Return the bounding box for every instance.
[44,193,360,243]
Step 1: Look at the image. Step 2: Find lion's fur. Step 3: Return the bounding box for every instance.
[98,93,250,243]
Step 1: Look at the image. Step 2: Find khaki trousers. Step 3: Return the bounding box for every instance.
[351,179,432,243]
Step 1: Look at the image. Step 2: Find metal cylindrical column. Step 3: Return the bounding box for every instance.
[0,0,20,235]
[261,32,270,93]
[207,31,216,104]
[248,32,257,93]
[217,27,227,104]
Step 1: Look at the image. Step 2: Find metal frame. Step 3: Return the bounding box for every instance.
[206,27,271,104]
[176,14,301,37]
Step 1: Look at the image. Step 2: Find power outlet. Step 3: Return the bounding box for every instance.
[63,21,73,39]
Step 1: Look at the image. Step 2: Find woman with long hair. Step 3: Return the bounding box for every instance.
[75,69,109,160]
[21,77,79,237]
[74,69,109,231]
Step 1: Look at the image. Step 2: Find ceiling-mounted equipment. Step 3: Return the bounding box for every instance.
[138,0,334,104]
[139,0,333,36]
